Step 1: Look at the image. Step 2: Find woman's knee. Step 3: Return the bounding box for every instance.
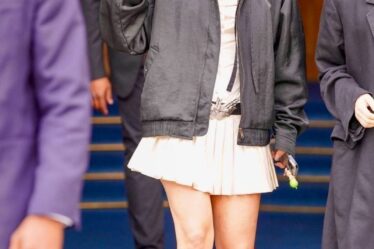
[179,224,214,249]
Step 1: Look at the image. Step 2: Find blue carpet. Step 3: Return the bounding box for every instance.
[65,210,323,249]
[89,152,124,172]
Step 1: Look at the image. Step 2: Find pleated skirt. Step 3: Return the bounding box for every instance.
[128,115,278,195]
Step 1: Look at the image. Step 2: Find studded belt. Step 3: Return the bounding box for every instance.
[210,99,241,120]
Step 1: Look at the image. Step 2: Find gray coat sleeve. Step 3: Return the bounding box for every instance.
[316,0,369,143]
[99,0,154,55]
[273,0,309,156]
[81,0,106,80]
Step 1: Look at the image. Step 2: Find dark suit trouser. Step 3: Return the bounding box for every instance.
[109,48,164,249]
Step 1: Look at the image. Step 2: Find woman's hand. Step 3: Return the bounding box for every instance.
[355,94,374,128]
[272,150,288,169]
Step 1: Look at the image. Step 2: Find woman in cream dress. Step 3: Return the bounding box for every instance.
[129,0,280,248]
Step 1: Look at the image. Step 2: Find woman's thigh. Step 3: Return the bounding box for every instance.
[161,180,214,248]
[211,194,261,249]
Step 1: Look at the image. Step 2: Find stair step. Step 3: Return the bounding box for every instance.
[297,127,333,147]
[309,120,335,128]
[82,181,128,202]
[85,172,125,181]
[91,125,122,144]
[296,147,332,155]
[262,182,328,207]
[296,154,332,176]
[89,151,124,172]
[90,144,126,151]
[92,116,121,124]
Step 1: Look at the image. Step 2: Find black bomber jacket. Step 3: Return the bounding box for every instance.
[100,0,309,155]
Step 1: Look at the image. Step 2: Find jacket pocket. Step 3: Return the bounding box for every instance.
[144,45,159,78]
[100,0,153,54]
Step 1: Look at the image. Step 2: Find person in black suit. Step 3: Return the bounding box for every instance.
[81,1,164,248]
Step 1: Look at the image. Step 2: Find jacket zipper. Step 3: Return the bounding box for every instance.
[236,0,245,140]
[237,0,258,95]
[239,127,244,139]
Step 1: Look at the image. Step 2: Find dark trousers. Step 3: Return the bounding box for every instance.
[109,48,164,249]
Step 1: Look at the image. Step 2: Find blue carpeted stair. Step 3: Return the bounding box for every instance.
[65,83,332,249]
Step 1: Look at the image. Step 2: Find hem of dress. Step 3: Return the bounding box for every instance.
[128,167,279,196]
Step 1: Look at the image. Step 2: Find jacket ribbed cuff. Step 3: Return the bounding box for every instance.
[274,133,296,156]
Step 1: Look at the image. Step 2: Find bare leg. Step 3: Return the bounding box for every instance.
[211,194,261,249]
[162,180,214,249]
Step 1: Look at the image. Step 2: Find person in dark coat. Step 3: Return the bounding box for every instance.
[0,0,91,248]
[316,0,374,248]
[80,1,164,248]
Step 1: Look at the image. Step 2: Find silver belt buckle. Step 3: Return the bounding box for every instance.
[210,99,238,120]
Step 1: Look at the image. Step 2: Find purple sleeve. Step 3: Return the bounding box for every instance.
[27,0,91,227]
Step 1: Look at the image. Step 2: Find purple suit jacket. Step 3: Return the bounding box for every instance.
[0,0,91,247]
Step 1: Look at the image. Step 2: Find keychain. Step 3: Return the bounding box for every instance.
[285,155,299,189]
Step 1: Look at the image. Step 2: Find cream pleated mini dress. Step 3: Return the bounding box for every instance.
[128,0,279,195]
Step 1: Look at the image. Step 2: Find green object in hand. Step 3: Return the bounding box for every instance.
[289,178,299,189]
